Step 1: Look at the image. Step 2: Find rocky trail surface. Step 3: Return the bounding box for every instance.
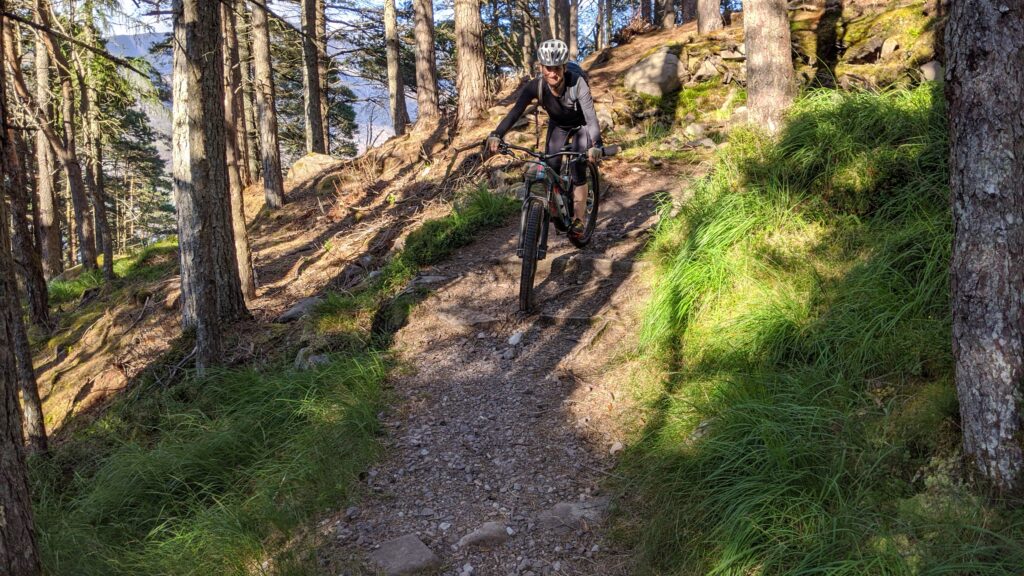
[320,158,694,576]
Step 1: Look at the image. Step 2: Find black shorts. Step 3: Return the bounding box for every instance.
[545,125,592,186]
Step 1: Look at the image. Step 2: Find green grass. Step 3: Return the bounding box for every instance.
[48,238,180,305]
[625,85,1024,575]
[31,189,516,575]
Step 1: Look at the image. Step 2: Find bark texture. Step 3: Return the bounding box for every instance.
[0,4,43,570]
[301,0,326,153]
[223,0,257,301]
[3,125,49,329]
[384,0,409,136]
[250,0,286,208]
[412,0,440,128]
[946,0,1024,493]
[172,0,248,373]
[658,0,676,28]
[32,22,60,279]
[743,0,794,135]
[454,0,489,124]
[569,0,578,59]
[316,0,330,152]
[681,0,697,22]
[697,0,722,33]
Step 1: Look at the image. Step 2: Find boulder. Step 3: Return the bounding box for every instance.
[285,153,341,182]
[920,60,943,82]
[368,535,442,576]
[624,50,682,97]
[683,123,705,138]
[295,348,331,371]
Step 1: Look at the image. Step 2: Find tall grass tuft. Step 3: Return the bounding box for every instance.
[627,84,1024,575]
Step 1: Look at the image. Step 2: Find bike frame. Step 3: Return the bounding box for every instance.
[499,142,589,261]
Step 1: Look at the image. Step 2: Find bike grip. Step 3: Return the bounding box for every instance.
[602,144,620,157]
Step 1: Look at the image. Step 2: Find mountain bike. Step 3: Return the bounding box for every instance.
[492,138,619,312]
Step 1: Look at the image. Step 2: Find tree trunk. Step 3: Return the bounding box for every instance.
[250,0,286,208]
[454,0,489,124]
[539,0,553,41]
[237,4,261,185]
[517,0,537,72]
[412,0,440,129]
[316,0,330,153]
[947,0,1024,494]
[7,278,47,454]
[223,0,257,302]
[384,0,409,136]
[605,0,613,43]
[0,4,43,570]
[697,0,722,33]
[4,125,49,329]
[551,0,570,44]
[172,0,249,374]
[659,0,676,27]
[569,0,578,59]
[29,0,96,271]
[32,22,60,280]
[81,13,114,281]
[301,0,326,154]
[641,0,652,23]
[743,0,793,135]
[681,0,697,23]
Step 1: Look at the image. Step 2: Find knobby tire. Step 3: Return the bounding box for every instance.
[519,201,545,312]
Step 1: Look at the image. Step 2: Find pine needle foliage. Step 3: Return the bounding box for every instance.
[627,85,1024,575]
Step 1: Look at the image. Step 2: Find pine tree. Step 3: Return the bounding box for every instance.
[172,0,249,373]
[250,0,286,207]
[455,0,488,124]
[947,0,1024,493]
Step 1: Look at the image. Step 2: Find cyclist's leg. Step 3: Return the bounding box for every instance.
[571,130,591,223]
[546,125,569,181]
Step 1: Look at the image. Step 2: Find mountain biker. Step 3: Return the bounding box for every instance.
[487,39,604,238]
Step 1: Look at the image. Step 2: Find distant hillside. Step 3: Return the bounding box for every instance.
[106,32,411,159]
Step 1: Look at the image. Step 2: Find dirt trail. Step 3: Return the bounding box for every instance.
[321,158,693,576]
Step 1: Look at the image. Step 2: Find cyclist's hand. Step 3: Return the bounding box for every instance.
[486,135,502,155]
[587,146,603,163]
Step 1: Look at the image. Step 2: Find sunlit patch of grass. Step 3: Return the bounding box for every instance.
[624,84,1024,575]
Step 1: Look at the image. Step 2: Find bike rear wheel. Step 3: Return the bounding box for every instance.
[569,162,601,248]
[519,201,545,312]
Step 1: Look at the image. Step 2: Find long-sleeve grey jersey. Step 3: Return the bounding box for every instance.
[493,71,603,147]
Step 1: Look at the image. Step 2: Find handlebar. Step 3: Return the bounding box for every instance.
[494,140,620,160]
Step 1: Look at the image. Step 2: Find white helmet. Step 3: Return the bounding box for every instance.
[537,39,569,67]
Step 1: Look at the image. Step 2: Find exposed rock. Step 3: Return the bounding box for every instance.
[536,498,611,534]
[596,107,615,131]
[276,296,322,323]
[285,153,341,182]
[720,49,745,61]
[295,347,331,371]
[609,441,624,455]
[457,521,511,548]
[692,59,720,82]
[683,123,705,138]
[920,60,943,82]
[880,37,900,58]
[624,50,682,97]
[847,37,884,64]
[368,534,441,576]
[508,331,524,346]
[696,137,717,149]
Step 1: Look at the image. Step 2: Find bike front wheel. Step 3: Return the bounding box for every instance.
[519,200,545,312]
[569,162,601,248]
